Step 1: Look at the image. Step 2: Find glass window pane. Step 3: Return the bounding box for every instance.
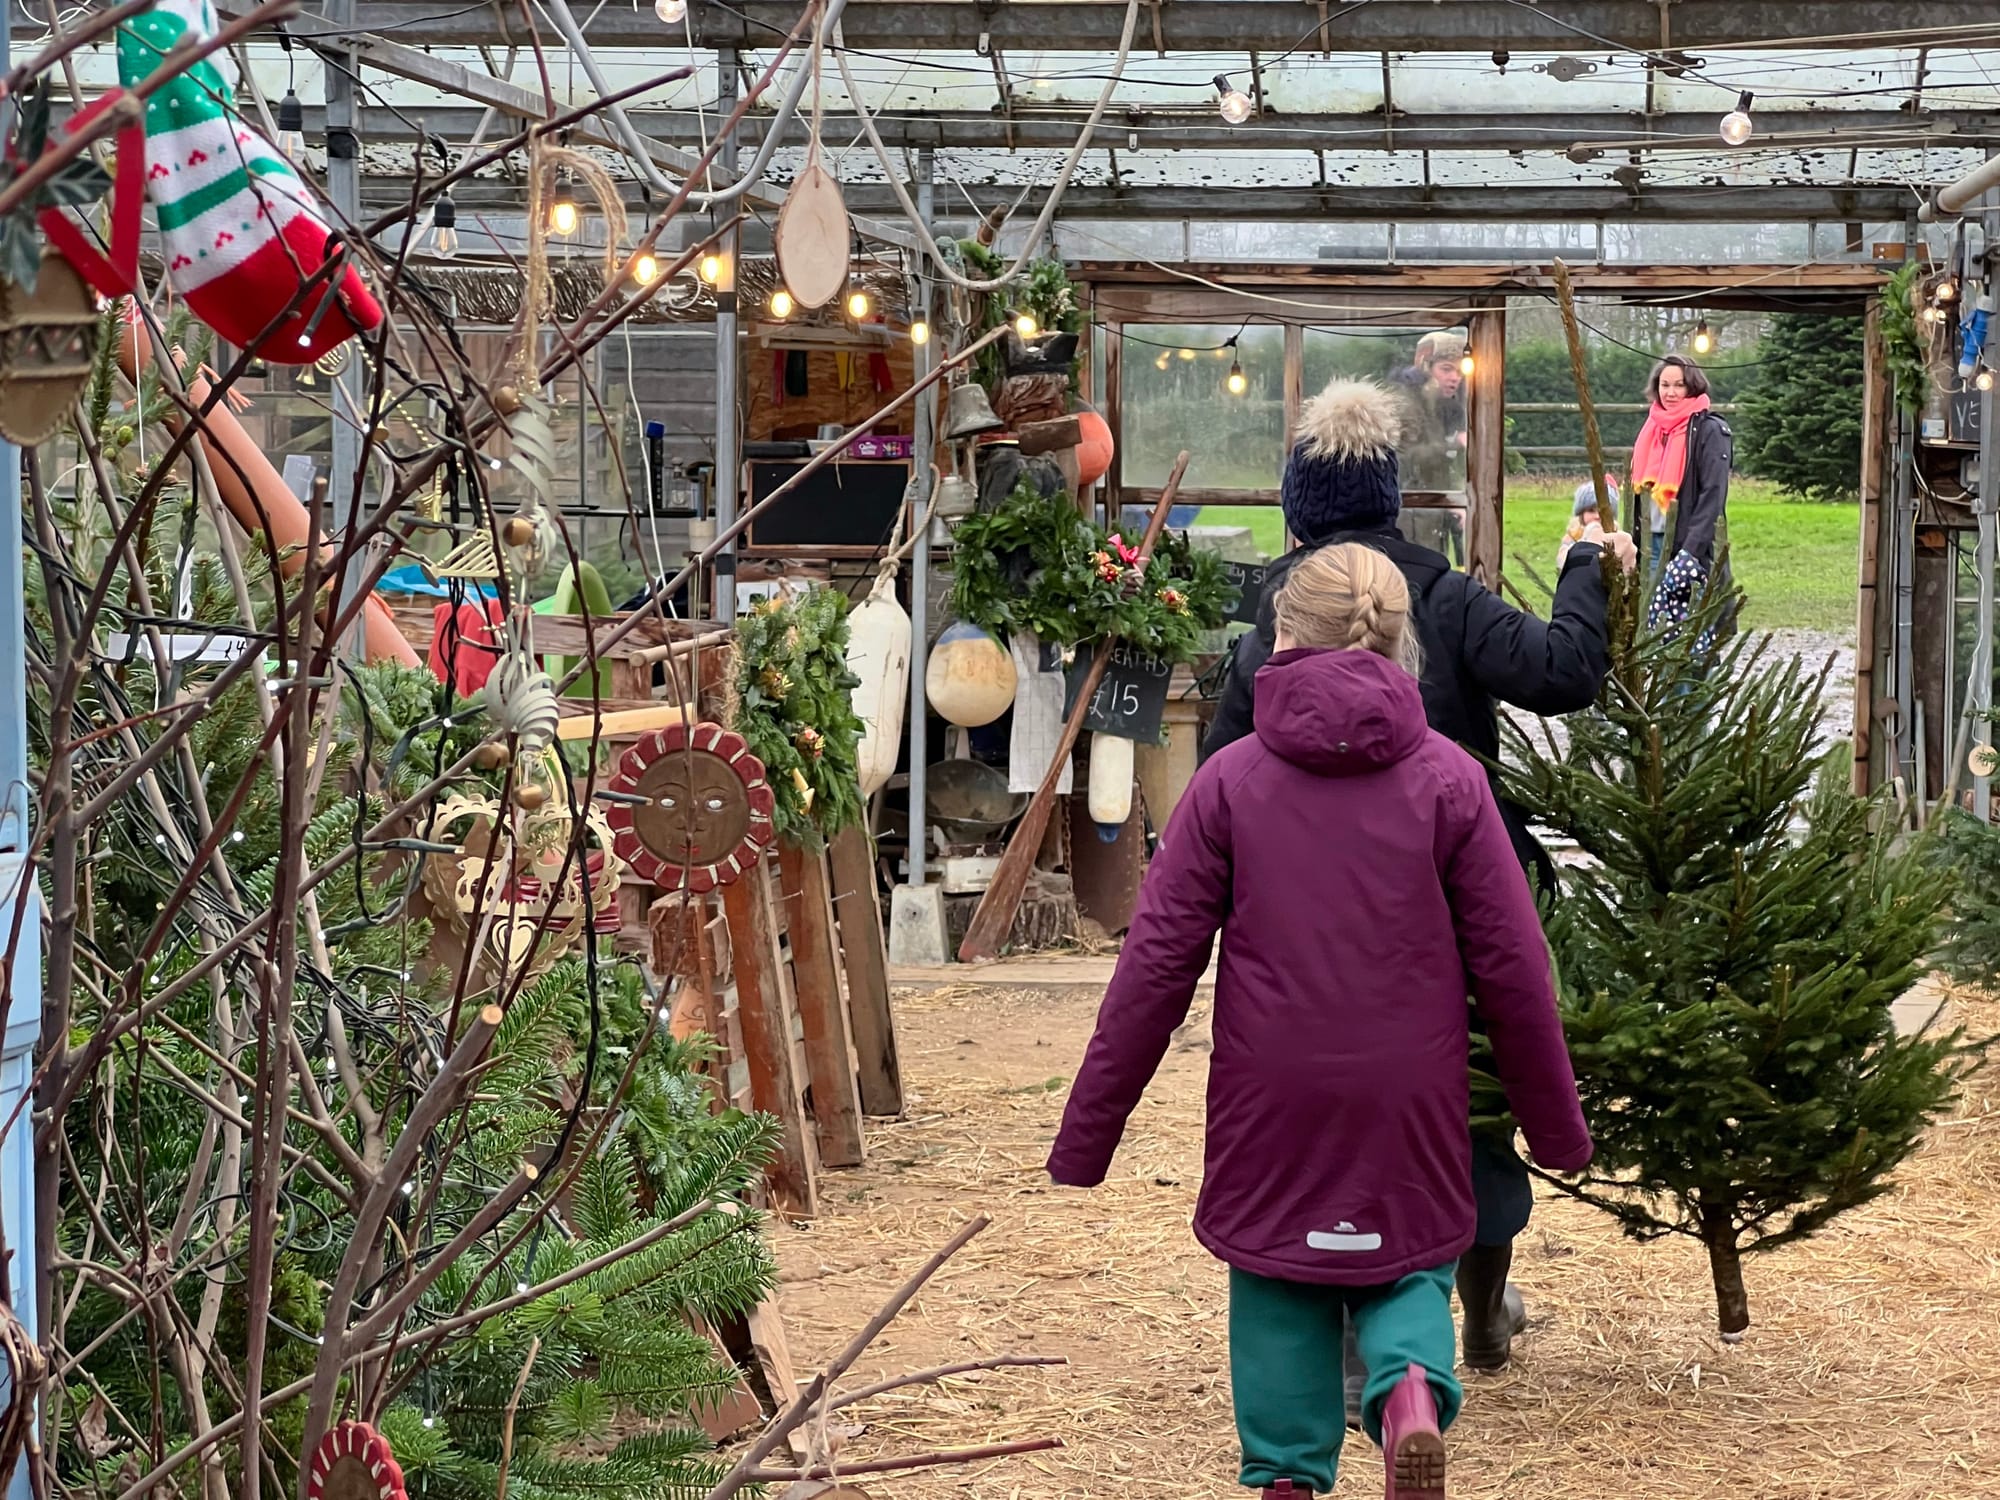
[1118,324,1286,492]
[1301,324,1470,494]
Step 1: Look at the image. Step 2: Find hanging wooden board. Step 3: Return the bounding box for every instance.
[775,160,850,310]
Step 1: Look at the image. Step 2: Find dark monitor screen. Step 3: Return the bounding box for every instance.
[744,459,910,550]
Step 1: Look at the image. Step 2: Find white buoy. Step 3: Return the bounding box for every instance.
[846,570,912,796]
[925,621,1017,728]
[1087,732,1135,826]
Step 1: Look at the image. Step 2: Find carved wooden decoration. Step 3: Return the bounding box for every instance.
[608,722,776,892]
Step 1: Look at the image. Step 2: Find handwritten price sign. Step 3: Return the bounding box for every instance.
[1064,641,1173,741]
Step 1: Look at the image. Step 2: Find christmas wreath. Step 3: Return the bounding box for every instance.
[948,481,1236,662]
[731,585,867,844]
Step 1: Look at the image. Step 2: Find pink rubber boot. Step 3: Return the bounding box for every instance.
[1260,1483,1313,1499]
[1380,1364,1446,1499]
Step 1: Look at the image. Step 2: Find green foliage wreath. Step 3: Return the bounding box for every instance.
[732,585,867,844]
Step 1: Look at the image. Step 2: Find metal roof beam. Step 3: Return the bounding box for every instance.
[279,1,2000,52]
[328,104,2000,155]
[362,179,1915,222]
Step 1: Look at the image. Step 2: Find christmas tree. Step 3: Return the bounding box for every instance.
[1733,313,1866,503]
[1498,565,1974,1335]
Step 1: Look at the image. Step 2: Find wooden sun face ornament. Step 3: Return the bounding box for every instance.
[306,1422,408,1500]
[607,722,775,892]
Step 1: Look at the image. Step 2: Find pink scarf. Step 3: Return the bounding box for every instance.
[1628,392,1709,514]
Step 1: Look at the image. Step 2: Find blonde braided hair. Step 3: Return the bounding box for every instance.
[1273,543,1422,677]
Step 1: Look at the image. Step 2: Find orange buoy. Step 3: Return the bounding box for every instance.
[1074,407,1114,488]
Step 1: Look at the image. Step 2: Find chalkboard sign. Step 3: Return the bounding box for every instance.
[1065,641,1173,742]
[1220,559,1269,626]
[744,458,911,552]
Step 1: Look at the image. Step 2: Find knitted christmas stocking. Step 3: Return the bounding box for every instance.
[115,0,382,361]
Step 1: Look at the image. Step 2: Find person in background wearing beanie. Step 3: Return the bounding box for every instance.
[1389,331,1470,566]
[1052,544,1594,1500]
[1559,477,1620,571]
[1202,378,1634,1415]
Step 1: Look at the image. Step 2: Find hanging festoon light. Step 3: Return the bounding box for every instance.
[1693,319,1714,355]
[427,191,459,258]
[770,287,795,318]
[699,251,727,285]
[1978,367,1995,393]
[632,250,660,285]
[276,86,307,162]
[847,287,872,319]
[1459,351,1476,377]
[909,316,930,345]
[1719,91,1756,146]
[1938,277,1960,303]
[1013,307,1039,337]
[654,0,686,19]
[1213,73,1254,125]
[1177,346,1197,362]
[1155,350,1171,371]
[549,182,580,237]
[1227,355,1248,396]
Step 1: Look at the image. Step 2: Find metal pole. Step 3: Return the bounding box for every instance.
[1894,211,1920,793]
[906,149,935,887]
[0,27,42,1499]
[1974,203,1998,816]
[712,48,741,622]
[324,0,366,656]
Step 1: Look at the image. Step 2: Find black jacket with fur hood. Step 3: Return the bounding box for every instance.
[1201,528,1610,881]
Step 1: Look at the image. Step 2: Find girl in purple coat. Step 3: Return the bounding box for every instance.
[1048,545,1593,1499]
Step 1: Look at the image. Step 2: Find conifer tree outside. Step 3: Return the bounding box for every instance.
[1498,565,1974,1335]
[1733,313,1867,503]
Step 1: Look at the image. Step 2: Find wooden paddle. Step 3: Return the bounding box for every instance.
[774,12,850,310]
[956,452,1192,964]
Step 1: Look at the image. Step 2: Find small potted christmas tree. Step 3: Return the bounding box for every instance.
[1499,564,1977,1337]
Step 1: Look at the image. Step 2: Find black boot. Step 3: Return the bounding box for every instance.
[1341,1310,1364,1431]
[1457,1242,1529,1372]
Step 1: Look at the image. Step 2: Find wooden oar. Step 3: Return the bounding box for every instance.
[956,452,1192,964]
[1550,259,1623,534]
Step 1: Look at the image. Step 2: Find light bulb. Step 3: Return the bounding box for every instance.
[1924,303,1947,324]
[770,287,794,318]
[1213,74,1253,125]
[1226,361,1247,396]
[910,318,929,345]
[1978,367,1995,393]
[428,192,458,259]
[1459,353,1476,377]
[1014,310,1038,337]
[1719,91,1755,147]
[699,252,725,285]
[1177,346,1196,362]
[1155,351,1170,371]
[549,193,579,237]
[847,289,872,319]
[632,251,660,285]
[1939,279,1959,302]
[654,0,686,19]
[276,88,306,162]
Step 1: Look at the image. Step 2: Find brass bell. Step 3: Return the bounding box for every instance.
[944,381,1004,440]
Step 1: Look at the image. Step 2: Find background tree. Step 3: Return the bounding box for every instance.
[1495,568,1977,1336]
[1734,313,1866,501]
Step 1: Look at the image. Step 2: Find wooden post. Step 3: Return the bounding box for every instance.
[1465,301,1507,589]
[719,858,818,1219]
[826,823,903,1116]
[1856,302,1890,794]
[777,841,867,1168]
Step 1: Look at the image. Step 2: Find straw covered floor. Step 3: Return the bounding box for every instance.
[769,980,2000,1499]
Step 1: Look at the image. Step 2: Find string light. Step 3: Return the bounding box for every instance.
[548,186,579,237]
[1213,73,1254,125]
[1014,309,1039,337]
[1154,351,1171,371]
[427,192,459,259]
[1938,279,1960,303]
[1177,346,1197,362]
[1924,303,1948,324]
[910,318,930,345]
[699,252,726,285]
[770,287,795,318]
[1459,352,1476,377]
[654,0,686,19]
[1978,367,1995,393]
[1719,91,1756,147]
[1692,320,1713,356]
[632,251,660,285]
[847,288,872,318]
[276,88,306,162]
[1226,360,1247,396]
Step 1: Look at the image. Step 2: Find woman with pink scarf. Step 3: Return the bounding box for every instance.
[1627,354,1732,629]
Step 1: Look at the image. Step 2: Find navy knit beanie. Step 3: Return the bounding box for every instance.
[1280,378,1404,544]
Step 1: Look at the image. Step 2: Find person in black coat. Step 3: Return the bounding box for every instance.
[1200,377,1635,1400]
[1627,355,1733,628]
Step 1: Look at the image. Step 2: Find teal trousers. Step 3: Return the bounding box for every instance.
[1229,1263,1463,1494]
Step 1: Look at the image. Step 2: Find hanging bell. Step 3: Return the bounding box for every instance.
[944,381,1004,440]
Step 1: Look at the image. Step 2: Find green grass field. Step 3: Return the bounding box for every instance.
[1197,478,1859,635]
